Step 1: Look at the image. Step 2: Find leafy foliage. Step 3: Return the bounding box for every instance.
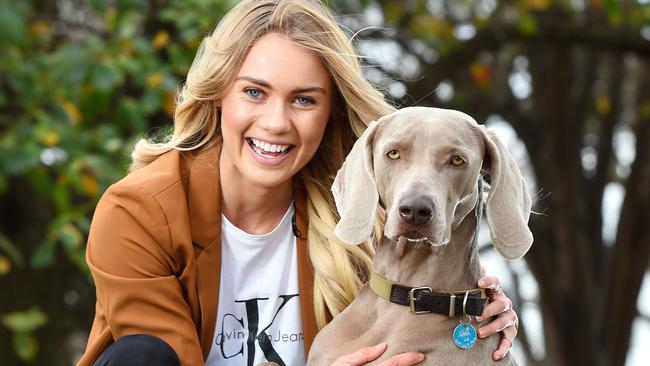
[1,308,48,362]
[0,0,234,361]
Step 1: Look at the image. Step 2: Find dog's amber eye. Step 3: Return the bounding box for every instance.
[386,150,400,160]
[451,156,465,166]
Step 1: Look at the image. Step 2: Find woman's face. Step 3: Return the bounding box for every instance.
[219,32,334,190]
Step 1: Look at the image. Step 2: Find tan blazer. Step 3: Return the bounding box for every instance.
[76,144,320,366]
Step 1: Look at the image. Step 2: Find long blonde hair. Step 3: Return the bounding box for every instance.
[130,0,394,328]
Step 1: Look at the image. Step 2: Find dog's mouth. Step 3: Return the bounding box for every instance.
[401,230,427,241]
[399,231,448,248]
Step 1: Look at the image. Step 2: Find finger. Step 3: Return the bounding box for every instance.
[477,309,517,338]
[477,275,501,290]
[334,343,387,365]
[475,298,512,322]
[376,352,425,366]
[492,326,517,361]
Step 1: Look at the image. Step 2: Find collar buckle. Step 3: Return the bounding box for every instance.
[409,286,433,314]
[449,294,457,318]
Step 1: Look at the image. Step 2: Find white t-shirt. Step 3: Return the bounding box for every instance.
[205,204,306,366]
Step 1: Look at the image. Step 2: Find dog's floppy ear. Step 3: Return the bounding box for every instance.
[331,120,380,245]
[481,127,533,259]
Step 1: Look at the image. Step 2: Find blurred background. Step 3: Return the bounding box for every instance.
[1,0,649,365]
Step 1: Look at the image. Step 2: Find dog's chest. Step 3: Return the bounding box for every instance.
[309,291,510,365]
[370,315,510,365]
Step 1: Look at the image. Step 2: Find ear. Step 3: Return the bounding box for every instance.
[482,127,533,259]
[331,120,380,245]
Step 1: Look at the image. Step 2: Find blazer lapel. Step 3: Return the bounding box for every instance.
[186,144,222,359]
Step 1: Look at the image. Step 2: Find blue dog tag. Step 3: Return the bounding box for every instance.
[453,323,477,349]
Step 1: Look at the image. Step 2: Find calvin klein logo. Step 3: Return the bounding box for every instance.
[216,294,302,366]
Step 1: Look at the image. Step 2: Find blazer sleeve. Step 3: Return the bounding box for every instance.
[86,182,204,365]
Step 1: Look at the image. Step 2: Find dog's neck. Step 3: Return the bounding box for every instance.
[372,190,483,291]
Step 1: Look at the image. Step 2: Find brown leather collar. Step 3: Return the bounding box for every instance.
[369,272,488,317]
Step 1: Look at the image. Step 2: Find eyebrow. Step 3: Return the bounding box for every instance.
[441,145,471,157]
[235,76,328,95]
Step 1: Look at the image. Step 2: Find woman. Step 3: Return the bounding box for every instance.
[78,1,519,365]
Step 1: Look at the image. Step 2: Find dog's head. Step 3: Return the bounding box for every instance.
[332,107,533,259]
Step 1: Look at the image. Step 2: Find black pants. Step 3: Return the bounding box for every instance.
[93,334,181,366]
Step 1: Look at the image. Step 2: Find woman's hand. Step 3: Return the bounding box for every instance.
[331,343,424,365]
[475,273,519,361]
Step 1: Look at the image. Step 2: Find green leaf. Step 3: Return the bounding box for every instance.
[1,307,48,333]
[13,331,38,362]
[0,1,29,45]
[92,63,123,92]
[26,167,54,197]
[54,45,89,86]
[75,215,91,233]
[59,223,83,251]
[141,89,163,114]
[31,238,56,268]
[604,0,623,26]
[117,0,148,13]
[0,232,25,267]
[53,185,70,211]
[517,12,539,36]
[68,249,90,275]
[0,255,10,275]
[116,97,147,132]
[2,144,41,174]
[89,0,108,12]
[117,11,142,38]
[383,1,405,24]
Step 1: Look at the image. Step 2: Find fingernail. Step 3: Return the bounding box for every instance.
[478,279,486,286]
[374,343,386,350]
[418,353,425,361]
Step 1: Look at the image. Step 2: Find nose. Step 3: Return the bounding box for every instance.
[398,195,434,225]
[260,100,292,134]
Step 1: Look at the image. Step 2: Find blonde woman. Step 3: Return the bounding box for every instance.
[77,1,519,365]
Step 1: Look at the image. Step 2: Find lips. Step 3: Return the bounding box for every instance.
[401,230,428,241]
[246,138,295,159]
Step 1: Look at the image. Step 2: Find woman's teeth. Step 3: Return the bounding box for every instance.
[249,138,291,157]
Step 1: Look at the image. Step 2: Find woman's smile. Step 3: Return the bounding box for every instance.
[245,137,295,166]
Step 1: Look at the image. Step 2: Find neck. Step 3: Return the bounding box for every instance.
[373,197,482,292]
[219,152,293,235]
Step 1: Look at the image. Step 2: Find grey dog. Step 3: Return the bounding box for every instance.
[307,107,533,365]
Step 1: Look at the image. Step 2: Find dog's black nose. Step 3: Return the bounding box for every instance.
[398,196,434,225]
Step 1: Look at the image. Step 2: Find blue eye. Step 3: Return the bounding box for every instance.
[245,89,262,98]
[296,96,315,105]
